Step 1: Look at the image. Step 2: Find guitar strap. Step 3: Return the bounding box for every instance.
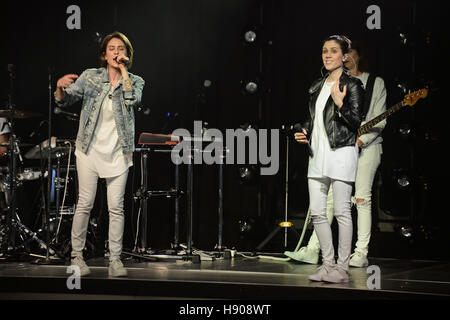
[362,73,376,120]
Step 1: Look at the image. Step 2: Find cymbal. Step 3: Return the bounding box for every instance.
[0,142,35,148]
[0,109,43,119]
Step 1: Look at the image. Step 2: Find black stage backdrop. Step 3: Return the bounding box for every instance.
[3,1,448,257]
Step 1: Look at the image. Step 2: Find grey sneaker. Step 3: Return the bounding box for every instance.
[308,264,334,282]
[322,267,349,283]
[109,259,128,277]
[71,256,91,277]
[284,247,319,264]
[349,252,369,267]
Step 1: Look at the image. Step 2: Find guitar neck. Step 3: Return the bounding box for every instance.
[357,101,404,137]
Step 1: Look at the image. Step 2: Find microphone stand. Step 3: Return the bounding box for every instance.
[35,67,64,265]
[255,125,299,252]
[5,64,17,254]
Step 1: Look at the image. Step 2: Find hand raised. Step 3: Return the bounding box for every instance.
[57,74,78,89]
[330,79,347,108]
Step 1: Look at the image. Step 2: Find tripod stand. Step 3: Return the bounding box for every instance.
[255,125,299,252]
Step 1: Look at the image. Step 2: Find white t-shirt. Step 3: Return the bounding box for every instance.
[307,81,359,182]
[75,85,132,178]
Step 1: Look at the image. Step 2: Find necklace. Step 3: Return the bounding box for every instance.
[108,85,115,99]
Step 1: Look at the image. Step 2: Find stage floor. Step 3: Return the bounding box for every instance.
[1,252,449,300]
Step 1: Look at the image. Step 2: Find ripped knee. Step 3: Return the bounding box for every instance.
[352,196,371,207]
[309,210,328,225]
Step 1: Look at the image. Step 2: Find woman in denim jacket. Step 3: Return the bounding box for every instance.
[55,31,145,277]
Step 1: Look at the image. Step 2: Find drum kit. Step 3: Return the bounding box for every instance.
[0,107,77,262]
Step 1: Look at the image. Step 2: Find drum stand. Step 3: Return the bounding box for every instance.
[1,65,61,262]
[0,132,52,260]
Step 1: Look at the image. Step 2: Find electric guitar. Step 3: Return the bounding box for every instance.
[357,88,428,137]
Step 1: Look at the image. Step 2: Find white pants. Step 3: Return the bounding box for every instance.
[71,157,129,261]
[306,143,382,257]
[308,177,353,270]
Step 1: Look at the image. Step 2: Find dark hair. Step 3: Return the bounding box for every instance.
[99,31,134,69]
[348,41,370,73]
[323,35,352,55]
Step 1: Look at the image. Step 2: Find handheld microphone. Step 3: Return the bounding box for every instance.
[114,56,130,67]
[293,123,314,157]
[54,107,79,119]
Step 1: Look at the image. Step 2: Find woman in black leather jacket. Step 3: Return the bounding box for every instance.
[294,35,365,283]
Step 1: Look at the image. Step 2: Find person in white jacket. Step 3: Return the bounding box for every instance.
[286,41,387,268]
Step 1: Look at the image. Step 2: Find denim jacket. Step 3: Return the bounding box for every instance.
[54,67,145,155]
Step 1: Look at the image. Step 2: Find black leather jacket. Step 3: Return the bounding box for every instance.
[302,71,365,149]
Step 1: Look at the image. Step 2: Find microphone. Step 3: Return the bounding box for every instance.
[29,120,47,138]
[114,56,130,67]
[293,123,314,157]
[54,107,79,119]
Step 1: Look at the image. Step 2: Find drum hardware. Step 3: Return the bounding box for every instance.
[52,144,74,245]
[1,64,62,262]
[24,137,73,160]
[33,67,70,264]
[0,109,44,119]
[3,211,57,259]
[29,159,77,254]
[17,168,42,181]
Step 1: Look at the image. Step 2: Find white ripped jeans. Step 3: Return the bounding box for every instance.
[308,177,353,271]
[71,157,129,262]
[306,143,382,257]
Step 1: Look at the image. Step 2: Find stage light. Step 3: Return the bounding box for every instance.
[245,81,258,94]
[239,166,254,182]
[399,32,408,45]
[399,225,413,239]
[244,30,257,43]
[240,123,253,132]
[397,82,408,94]
[399,124,411,138]
[203,79,212,88]
[238,163,259,184]
[92,32,103,44]
[240,78,261,95]
[397,175,411,189]
[238,219,252,233]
